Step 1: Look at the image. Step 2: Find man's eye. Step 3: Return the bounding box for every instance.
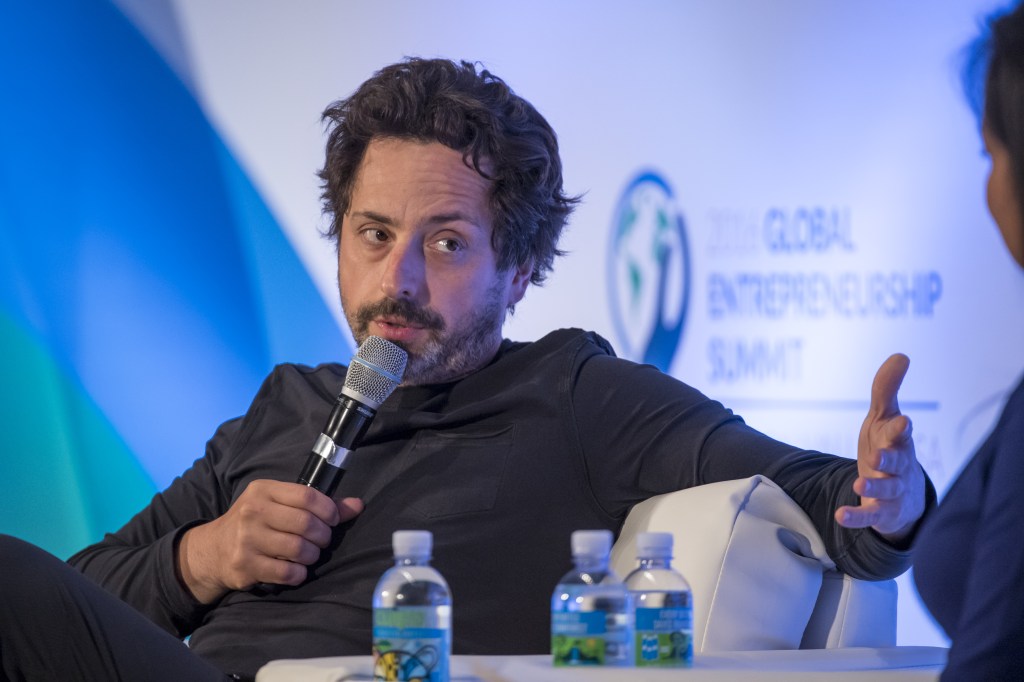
[361,229,388,244]
[435,238,462,253]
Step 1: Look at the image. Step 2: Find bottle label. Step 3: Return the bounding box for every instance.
[551,611,607,666]
[373,607,449,681]
[635,606,693,667]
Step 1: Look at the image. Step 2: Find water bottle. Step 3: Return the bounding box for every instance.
[372,530,452,682]
[550,529,633,667]
[624,531,693,667]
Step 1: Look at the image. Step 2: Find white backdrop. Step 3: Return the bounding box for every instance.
[118,0,1024,648]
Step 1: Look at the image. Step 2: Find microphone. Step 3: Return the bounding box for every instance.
[255,337,406,594]
[296,335,407,496]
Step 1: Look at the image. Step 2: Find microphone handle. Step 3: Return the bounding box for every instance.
[295,393,375,493]
[296,450,345,496]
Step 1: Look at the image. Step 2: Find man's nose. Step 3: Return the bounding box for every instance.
[380,241,424,302]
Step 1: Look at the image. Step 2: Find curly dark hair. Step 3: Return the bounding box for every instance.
[966,1,1024,227]
[318,58,579,286]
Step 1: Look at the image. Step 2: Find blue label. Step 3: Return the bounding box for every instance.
[636,606,692,631]
[551,610,606,636]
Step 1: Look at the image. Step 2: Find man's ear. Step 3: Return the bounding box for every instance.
[507,259,533,307]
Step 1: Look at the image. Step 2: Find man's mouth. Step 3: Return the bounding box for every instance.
[375,316,425,330]
[352,299,445,344]
[369,317,433,345]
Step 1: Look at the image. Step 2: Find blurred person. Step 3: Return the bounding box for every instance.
[913,2,1024,679]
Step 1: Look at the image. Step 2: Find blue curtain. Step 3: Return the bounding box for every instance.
[0,0,344,557]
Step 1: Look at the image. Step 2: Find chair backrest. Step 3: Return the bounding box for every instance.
[609,476,897,651]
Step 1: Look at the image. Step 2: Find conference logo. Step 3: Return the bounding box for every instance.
[607,171,691,372]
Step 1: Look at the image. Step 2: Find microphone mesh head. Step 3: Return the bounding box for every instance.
[342,336,408,408]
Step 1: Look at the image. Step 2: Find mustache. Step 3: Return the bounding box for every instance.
[354,298,445,332]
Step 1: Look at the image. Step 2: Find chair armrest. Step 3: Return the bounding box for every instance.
[611,476,895,651]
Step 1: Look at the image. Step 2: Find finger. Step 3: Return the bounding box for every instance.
[269,482,342,526]
[834,502,884,529]
[252,554,308,587]
[264,506,335,548]
[878,414,913,449]
[263,530,324,566]
[862,417,911,451]
[869,353,909,420]
[219,527,315,590]
[853,475,905,501]
[861,447,906,477]
[337,497,365,523]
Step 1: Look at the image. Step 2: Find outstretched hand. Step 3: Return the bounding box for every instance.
[835,353,926,543]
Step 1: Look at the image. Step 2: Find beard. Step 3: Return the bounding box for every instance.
[343,280,508,386]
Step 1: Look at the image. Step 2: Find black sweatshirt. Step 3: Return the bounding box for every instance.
[69,329,922,678]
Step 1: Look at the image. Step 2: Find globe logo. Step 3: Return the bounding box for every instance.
[607,171,690,372]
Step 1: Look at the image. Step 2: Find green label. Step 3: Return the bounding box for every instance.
[552,611,607,666]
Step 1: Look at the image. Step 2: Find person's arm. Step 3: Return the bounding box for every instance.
[68,365,362,633]
[940,415,1024,679]
[67,416,243,637]
[570,344,932,580]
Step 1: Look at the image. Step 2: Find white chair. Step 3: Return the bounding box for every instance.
[610,475,897,652]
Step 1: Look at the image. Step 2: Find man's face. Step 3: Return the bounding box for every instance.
[338,137,531,385]
[983,125,1024,269]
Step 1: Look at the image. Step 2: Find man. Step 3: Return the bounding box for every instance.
[0,58,931,681]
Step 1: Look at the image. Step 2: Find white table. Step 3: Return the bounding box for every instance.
[257,647,947,681]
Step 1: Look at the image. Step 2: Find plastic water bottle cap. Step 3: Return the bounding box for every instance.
[392,530,432,559]
[636,531,674,559]
[571,530,612,558]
